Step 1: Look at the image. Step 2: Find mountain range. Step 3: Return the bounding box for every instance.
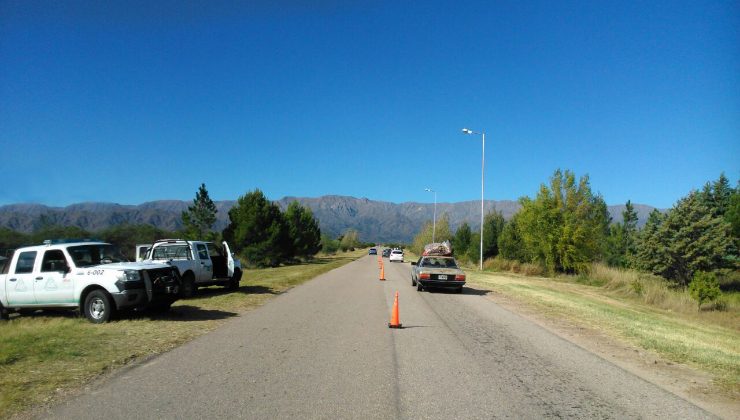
[0,196,659,243]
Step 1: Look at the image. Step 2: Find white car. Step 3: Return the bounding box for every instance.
[389,249,404,263]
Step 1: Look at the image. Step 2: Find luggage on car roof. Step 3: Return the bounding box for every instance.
[422,240,453,256]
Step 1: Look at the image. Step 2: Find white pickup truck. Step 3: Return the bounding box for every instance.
[0,240,181,323]
[138,239,242,297]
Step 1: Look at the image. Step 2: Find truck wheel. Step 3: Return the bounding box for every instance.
[180,273,196,298]
[0,302,8,321]
[227,269,241,291]
[83,290,115,323]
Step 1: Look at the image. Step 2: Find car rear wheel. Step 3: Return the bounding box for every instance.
[411,277,416,286]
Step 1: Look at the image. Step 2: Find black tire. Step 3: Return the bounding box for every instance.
[83,289,115,323]
[416,282,423,292]
[227,269,241,291]
[456,287,464,294]
[411,277,417,287]
[180,272,196,298]
[0,302,8,321]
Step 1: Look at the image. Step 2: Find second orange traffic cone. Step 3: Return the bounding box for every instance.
[388,291,402,328]
[379,262,386,281]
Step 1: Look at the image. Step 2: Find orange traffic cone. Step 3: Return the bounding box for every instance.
[379,262,386,281]
[388,291,402,328]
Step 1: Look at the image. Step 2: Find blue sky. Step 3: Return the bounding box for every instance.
[1,1,738,209]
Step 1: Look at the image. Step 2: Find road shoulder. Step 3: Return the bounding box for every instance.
[471,279,739,419]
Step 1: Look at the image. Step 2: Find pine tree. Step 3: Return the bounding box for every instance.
[498,214,527,262]
[223,189,289,267]
[284,201,322,259]
[482,210,505,260]
[635,192,732,285]
[182,183,218,239]
[453,222,472,257]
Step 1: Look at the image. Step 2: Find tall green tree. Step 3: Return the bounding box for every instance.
[482,210,505,260]
[182,183,218,239]
[700,173,733,218]
[634,191,733,285]
[517,169,609,274]
[605,200,639,268]
[284,201,322,259]
[453,222,472,257]
[498,214,527,262]
[223,189,290,267]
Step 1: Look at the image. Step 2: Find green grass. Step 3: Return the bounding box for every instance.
[0,249,364,418]
[469,270,740,395]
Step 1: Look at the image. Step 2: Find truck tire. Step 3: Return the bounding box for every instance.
[83,289,115,323]
[227,269,242,291]
[0,302,8,321]
[180,272,196,298]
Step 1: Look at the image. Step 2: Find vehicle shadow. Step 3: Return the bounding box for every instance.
[425,286,491,296]
[6,305,239,323]
[143,305,239,322]
[192,284,279,298]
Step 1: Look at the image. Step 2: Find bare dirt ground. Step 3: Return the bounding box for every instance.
[482,288,739,420]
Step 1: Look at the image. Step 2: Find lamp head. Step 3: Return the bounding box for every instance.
[462,128,472,134]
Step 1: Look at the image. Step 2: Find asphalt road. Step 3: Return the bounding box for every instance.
[41,255,714,419]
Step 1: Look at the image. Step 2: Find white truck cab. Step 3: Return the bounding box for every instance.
[140,239,242,297]
[0,240,181,323]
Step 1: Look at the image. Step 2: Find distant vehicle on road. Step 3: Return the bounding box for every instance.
[389,249,404,262]
[382,248,391,258]
[411,256,466,293]
[369,248,377,255]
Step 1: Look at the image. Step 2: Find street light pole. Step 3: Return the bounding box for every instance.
[462,128,486,271]
[425,188,437,243]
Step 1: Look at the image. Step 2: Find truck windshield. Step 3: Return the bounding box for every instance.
[68,244,128,267]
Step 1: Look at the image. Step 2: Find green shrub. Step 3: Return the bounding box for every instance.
[689,271,723,309]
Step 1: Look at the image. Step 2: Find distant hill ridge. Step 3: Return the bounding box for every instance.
[0,196,658,243]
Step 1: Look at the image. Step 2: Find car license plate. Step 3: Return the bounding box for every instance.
[437,274,447,280]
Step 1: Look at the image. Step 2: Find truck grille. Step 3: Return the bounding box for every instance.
[144,268,180,291]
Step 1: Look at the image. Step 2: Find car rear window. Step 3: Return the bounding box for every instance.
[420,257,457,268]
